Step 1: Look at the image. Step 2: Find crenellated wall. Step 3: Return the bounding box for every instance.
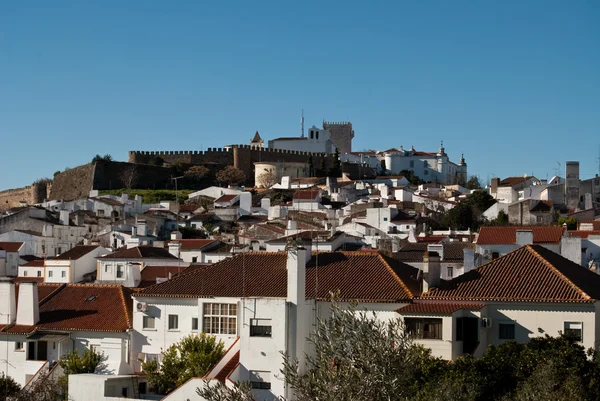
[129,145,332,186]
[0,183,50,211]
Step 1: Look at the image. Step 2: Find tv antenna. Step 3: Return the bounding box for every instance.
[301,109,305,138]
[554,161,561,178]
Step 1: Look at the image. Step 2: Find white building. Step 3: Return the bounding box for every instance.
[268,125,335,154]
[397,245,600,360]
[254,162,308,188]
[131,248,420,400]
[0,241,24,276]
[43,245,110,284]
[475,226,565,260]
[96,246,184,287]
[0,280,134,387]
[167,238,221,264]
[0,225,88,259]
[292,190,322,211]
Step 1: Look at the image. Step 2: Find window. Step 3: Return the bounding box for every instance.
[105,265,111,273]
[424,160,428,167]
[48,271,53,278]
[192,318,199,331]
[61,271,66,278]
[15,342,24,351]
[316,131,319,140]
[142,316,155,330]
[192,256,198,263]
[202,303,237,335]
[168,315,179,330]
[564,322,583,342]
[37,271,42,277]
[447,267,453,278]
[499,323,515,340]
[116,264,124,278]
[404,318,442,340]
[249,371,271,390]
[23,270,28,277]
[250,319,272,337]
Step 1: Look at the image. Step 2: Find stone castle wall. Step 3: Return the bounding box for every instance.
[0,183,50,211]
[129,145,332,185]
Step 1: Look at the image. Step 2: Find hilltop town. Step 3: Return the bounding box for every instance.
[1,122,600,401]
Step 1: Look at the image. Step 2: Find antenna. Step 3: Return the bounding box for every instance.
[554,161,561,178]
[597,145,600,176]
[301,110,305,138]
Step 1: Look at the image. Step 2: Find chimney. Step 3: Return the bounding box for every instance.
[74,213,84,227]
[121,193,129,205]
[137,220,147,236]
[491,178,500,195]
[463,248,475,272]
[287,220,297,231]
[122,263,141,287]
[286,244,311,306]
[261,197,271,212]
[168,241,181,258]
[422,251,441,293]
[16,282,39,326]
[561,236,582,266]
[0,278,17,325]
[427,244,444,260]
[170,231,183,240]
[59,210,70,226]
[131,226,137,237]
[516,230,534,246]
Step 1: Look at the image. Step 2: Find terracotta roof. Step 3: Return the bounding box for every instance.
[179,204,200,213]
[476,226,565,245]
[54,245,101,260]
[21,260,45,267]
[13,277,44,284]
[569,230,600,239]
[412,151,436,156]
[395,243,428,262]
[396,303,484,315]
[91,197,123,206]
[139,265,188,288]
[443,242,475,260]
[14,283,64,310]
[0,242,24,252]
[499,176,529,187]
[215,351,240,383]
[5,285,133,334]
[137,252,420,302]
[98,246,178,260]
[423,245,600,303]
[215,194,238,203]
[169,239,217,250]
[293,190,320,200]
[530,200,554,213]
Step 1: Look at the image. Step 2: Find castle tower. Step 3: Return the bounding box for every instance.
[322,121,354,154]
[565,161,580,210]
[250,131,264,149]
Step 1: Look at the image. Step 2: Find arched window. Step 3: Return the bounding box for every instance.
[310,131,314,139]
[316,131,319,140]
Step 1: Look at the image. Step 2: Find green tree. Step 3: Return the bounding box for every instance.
[216,166,246,186]
[307,156,314,177]
[467,190,496,215]
[0,374,21,401]
[443,202,475,230]
[558,216,578,230]
[465,175,483,190]
[399,169,425,185]
[59,348,105,375]
[92,154,113,162]
[380,159,387,174]
[327,149,342,177]
[144,333,225,395]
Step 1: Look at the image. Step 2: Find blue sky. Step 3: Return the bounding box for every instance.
[1,1,599,190]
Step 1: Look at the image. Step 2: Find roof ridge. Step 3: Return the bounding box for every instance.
[118,286,133,328]
[377,254,415,298]
[527,245,591,301]
[39,283,67,306]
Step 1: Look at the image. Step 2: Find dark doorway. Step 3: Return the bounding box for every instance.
[462,317,479,355]
[37,341,48,360]
[27,342,35,360]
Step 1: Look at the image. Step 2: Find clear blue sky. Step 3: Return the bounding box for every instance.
[1,1,599,190]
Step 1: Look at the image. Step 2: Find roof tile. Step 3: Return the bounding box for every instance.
[476,226,565,245]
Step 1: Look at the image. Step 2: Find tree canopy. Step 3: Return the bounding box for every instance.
[185,165,210,181]
[144,333,225,395]
[216,166,246,186]
[92,154,113,162]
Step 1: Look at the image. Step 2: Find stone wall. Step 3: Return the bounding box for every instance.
[49,163,96,201]
[0,183,50,211]
[322,121,354,154]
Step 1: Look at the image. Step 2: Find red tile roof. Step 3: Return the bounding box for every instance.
[396,303,484,315]
[4,284,133,334]
[169,239,217,250]
[98,246,177,260]
[293,190,320,200]
[476,226,565,245]
[139,265,188,288]
[215,195,238,203]
[54,245,102,260]
[0,242,24,253]
[21,260,45,267]
[215,351,240,383]
[137,252,421,302]
[423,245,600,303]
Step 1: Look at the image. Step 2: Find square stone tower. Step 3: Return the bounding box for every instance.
[322,121,354,154]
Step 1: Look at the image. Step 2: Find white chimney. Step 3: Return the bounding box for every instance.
[261,197,271,212]
[422,251,441,293]
[170,231,183,240]
[516,230,534,246]
[131,226,137,237]
[121,193,129,205]
[16,282,39,326]
[137,220,147,236]
[286,244,310,306]
[239,192,252,216]
[561,236,582,266]
[287,220,297,230]
[0,278,16,325]
[122,263,141,287]
[168,242,182,258]
[59,210,70,226]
